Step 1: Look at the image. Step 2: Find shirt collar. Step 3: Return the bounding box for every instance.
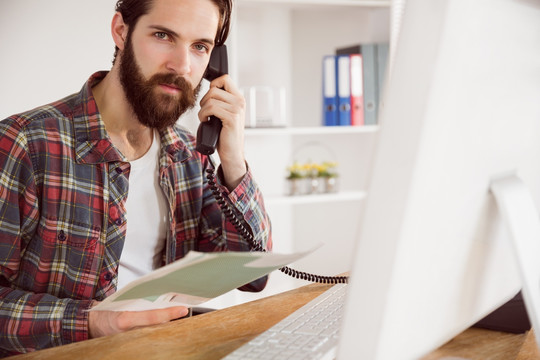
[73,71,125,164]
[158,126,195,164]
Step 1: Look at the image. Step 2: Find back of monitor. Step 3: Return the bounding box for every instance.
[338,0,540,358]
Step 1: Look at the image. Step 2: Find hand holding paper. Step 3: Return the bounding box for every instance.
[90,249,313,312]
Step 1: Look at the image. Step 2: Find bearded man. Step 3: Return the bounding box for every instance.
[0,0,271,355]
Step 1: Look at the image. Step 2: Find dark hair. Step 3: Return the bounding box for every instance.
[112,0,233,63]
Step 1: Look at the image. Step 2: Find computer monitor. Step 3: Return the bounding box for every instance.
[338,0,540,359]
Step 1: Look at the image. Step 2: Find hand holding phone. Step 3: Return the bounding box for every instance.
[195,45,229,155]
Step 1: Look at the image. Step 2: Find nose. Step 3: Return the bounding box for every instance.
[166,44,191,75]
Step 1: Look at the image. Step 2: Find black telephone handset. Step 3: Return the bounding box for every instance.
[195,45,229,155]
[197,46,347,285]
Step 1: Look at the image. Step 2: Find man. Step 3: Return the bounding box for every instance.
[0,0,271,355]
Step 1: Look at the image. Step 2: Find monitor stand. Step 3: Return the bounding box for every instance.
[491,174,540,349]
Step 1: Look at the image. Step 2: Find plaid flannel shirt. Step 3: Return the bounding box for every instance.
[0,72,272,356]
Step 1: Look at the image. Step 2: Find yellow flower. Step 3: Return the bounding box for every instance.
[286,162,304,179]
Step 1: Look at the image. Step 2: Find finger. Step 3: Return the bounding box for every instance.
[198,97,245,128]
[209,74,241,96]
[198,101,237,124]
[117,306,189,330]
[199,86,237,111]
[200,74,243,107]
[146,306,189,323]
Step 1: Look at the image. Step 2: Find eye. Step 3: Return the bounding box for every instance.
[154,32,170,41]
[194,43,210,53]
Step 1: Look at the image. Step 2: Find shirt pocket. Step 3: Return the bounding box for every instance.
[38,215,101,248]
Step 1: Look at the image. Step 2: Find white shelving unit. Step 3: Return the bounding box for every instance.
[239,0,390,5]
[205,0,392,309]
[245,125,379,136]
[265,191,367,206]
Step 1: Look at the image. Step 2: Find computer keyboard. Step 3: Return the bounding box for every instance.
[223,283,348,360]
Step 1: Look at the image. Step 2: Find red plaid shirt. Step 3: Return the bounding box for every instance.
[0,72,272,356]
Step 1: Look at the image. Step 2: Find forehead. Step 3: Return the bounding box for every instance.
[140,0,220,40]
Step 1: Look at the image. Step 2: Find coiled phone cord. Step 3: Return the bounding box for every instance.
[205,167,349,285]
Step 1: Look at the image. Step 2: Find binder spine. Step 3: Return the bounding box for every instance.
[376,43,389,117]
[322,55,338,126]
[350,54,364,126]
[337,55,351,126]
[362,44,378,125]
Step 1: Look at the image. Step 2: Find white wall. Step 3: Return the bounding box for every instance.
[0,1,114,119]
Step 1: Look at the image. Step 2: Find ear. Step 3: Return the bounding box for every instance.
[111,12,129,51]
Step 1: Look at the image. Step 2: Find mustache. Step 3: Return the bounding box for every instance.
[148,73,191,91]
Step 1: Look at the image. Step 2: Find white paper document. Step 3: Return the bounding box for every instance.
[90,250,312,312]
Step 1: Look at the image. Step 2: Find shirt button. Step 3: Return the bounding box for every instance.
[115,167,123,174]
[115,218,122,226]
[104,273,113,281]
[58,230,66,241]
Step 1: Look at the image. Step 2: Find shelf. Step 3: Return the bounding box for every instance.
[245,125,379,136]
[265,190,366,206]
[238,0,391,8]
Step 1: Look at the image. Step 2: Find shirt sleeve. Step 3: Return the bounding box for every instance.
[0,118,93,355]
[0,287,93,355]
[197,162,273,292]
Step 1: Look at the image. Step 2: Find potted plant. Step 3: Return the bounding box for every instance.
[317,161,339,193]
[286,162,305,195]
[302,161,321,194]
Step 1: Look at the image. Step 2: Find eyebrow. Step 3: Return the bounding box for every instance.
[149,25,215,46]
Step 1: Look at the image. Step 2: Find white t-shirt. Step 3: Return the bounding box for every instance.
[117,131,169,290]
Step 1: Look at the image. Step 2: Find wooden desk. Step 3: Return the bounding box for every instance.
[8,282,540,360]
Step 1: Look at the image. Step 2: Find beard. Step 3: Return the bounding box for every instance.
[118,34,201,130]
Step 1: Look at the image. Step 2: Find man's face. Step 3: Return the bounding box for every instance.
[118,0,220,129]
